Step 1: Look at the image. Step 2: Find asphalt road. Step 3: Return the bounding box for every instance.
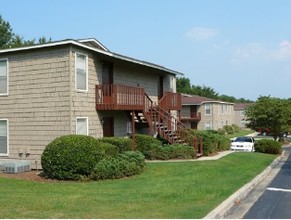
[243,146,291,219]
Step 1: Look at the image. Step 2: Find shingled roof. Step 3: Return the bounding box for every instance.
[182,94,234,105]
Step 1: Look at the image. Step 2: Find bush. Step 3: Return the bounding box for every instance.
[217,135,231,151]
[134,134,162,156]
[217,128,226,135]
[166,144,195,159]
[90,151,145,180]
[224,125,234,134]
[41,135,103,180]
[255,139,282,154]
[232,124,241,133]
[99,137,132,153]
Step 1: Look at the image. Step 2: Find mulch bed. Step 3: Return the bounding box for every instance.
[0,171,61,182]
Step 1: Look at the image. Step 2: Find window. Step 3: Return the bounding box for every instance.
[205,121,212,130]
[0,119,8,155]
[75,53,88,91]
[0,59,8,95]
[205,104,211,115]
[76,117,88,135]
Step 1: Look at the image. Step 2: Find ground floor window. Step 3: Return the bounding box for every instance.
[205,121,212,130]
[0,119,8,155]
[76,117,88,135]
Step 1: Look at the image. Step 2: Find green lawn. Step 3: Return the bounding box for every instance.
[226,129,254,139]
[0,153,276,219]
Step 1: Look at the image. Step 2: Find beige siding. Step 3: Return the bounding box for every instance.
[70,47,102,138]
[0,47,71,167]
[186,103,235,130]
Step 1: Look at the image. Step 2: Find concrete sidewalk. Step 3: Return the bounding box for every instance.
[146,150,234,163]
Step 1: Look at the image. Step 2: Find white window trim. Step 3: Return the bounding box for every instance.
[205,104,211,115]
[0,119,9,156]
[0,58,9,96]
[205,121,212,130]
[76,117,88,135]
[75,53,88,92]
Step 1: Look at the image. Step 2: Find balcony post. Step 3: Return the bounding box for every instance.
[131,110,136,151]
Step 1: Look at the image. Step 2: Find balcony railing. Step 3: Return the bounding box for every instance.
[95,84,145,110]
[96,84,182,111]
[181,112,201,121]
[159,92,182,111]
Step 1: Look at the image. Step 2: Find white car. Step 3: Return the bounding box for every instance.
[230,136,255,152]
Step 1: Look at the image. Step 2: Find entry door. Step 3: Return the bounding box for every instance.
[158,76,164,100]
[190,106,197,118]
[103,117,114,137]
[102,62,113,104]
[102,62,113,84]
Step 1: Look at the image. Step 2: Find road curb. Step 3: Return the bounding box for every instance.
[203,152,285,219]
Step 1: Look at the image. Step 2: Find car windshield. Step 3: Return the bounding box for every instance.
[235,137,253,142]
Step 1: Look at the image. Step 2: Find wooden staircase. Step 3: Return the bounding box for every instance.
[132,93,203,158]
[95,84,203,158]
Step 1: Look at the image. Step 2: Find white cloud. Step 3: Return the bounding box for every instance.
[230,42,268,64]
[273,40,291,61]
[186,27,217,41]
[230,40,291,64]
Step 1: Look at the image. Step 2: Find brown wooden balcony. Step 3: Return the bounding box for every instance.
[159,92,182,111]
[181,112,201,121]
[95,84,145,110]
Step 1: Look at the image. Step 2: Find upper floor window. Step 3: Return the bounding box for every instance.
[0,119,8,155]
[75,53,88,92]
[205,104,211,115]
[0,59,8,95]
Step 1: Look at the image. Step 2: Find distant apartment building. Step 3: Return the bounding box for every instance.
[181,94,235,130]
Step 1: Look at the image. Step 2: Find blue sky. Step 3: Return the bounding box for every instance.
[1,0,291,100]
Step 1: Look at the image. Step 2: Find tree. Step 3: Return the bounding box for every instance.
[0,15,14,49]
[0,15,51,49]
[176,77,192,94]
[245,96,291,140]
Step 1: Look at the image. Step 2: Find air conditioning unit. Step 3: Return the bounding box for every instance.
[4,161,31,174]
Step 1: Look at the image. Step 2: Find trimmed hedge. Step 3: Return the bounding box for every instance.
[188,130,231,156]
[255,139,282,154]
[41,135,104,180]
[99,137,132,153]
[90,151,145,180]
[134,134,162,157]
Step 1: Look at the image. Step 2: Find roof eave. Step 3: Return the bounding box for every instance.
[0,39,183,76]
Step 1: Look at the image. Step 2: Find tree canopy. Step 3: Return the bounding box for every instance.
[0,15,51,49]
[245,96,291,140]
[176,76,253,103]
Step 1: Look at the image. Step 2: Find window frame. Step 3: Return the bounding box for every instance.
[0,119,9,156]
[75,53,88,92]
[0,58,9,96]
[76,117,88,135]
[205,121,212,130]
[205,103,211,115]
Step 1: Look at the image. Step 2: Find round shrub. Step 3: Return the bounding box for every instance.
[217,128,226,135]
[90,151,145,180]
[224,125,234,134]
[99,137,132,152]
[255,139,282,154]
[41,135,103,180]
